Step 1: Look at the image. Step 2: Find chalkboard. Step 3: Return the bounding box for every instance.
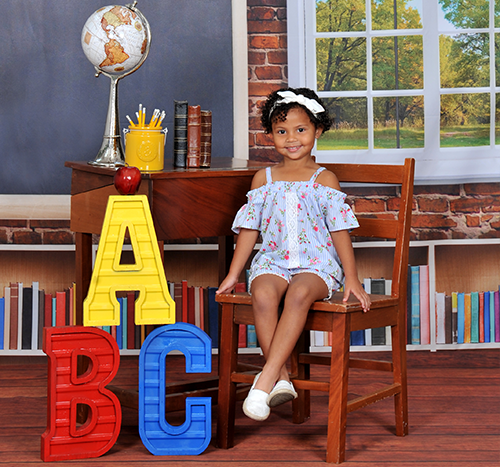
[0,0,233,194]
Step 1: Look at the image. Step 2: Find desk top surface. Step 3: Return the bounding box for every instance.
[65,158,270,180]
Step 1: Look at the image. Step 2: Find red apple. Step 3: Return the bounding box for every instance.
[114,165,142,195]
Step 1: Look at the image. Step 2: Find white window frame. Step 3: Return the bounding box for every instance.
[287,0,500,184]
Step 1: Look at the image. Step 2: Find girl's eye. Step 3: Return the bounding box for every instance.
[277,129,286,135]
[298,128,305,133]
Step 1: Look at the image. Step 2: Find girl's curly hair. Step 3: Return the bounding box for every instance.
[260,87,333,134]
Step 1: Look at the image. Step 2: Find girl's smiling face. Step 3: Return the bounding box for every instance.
[271,107,323,161]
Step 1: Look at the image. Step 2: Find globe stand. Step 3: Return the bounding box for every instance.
[89,75,125,167]
[85,2,151,168]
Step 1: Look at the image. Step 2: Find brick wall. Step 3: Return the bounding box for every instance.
[246,0,500,240]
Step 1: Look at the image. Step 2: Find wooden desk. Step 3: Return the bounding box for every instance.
[66,158,263,321]
[65,158,264,410]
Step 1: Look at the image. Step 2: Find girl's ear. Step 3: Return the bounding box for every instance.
[315,126,323,139]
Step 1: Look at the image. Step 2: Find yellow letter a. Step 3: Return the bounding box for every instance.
[84,195,175,326]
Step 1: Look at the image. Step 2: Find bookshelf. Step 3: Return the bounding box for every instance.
[0,239,499,355]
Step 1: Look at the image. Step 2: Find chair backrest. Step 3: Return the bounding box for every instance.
[320,158,415,300]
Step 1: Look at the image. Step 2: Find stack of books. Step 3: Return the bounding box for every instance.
[435,289,500,344]
[173,100,212,168]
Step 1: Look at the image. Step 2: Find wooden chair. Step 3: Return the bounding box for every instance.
[216,158,415,463]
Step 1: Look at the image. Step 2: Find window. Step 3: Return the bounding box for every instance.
[287,0,500,183]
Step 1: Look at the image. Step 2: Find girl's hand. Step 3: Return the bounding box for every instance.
[216,274,239,295]
[343,276,371,312]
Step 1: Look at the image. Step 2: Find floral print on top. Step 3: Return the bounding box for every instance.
[232,166,359,291]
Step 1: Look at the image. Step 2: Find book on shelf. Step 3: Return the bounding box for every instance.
[21,285,32,350]
[207,287,218,348]
[0,298,4,350]
[484,291,491,343]
[10,282,19,350]
[495,290,500,342]
[187,105,201,168]
[464,293,471,343]
[173,100,188,168]
[371,278,386,345]
[470,291,479,343]
[419,265,430,345]
[435,292,446,344]
[4,287,10,350]
[410,266,420,345]
[200,110,212,167]
[37,286,44,350]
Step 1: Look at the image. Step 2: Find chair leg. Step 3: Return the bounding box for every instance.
[391,321,409,436]
[291,330,310,424]
[217,302,239,449]
[326,313,350,464]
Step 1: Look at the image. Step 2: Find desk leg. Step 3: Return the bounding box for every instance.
[75,232,92,326]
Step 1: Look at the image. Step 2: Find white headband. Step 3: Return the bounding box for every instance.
[270,90,325,118]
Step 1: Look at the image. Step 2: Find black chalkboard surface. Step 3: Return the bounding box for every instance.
[0,0,233,194]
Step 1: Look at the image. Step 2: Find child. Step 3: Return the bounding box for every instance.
[216,87,371,421]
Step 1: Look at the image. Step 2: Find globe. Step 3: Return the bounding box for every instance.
[81,4,149,75]
[81,3,151,167]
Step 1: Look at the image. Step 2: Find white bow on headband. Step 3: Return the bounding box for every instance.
[270,90,325,117]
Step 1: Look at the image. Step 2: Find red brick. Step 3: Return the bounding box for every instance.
[248,7,276,21]
[255,132,275,146]
[248,0,286,7]
[249,117,264,131]
[451,230,468,239]
[249,82,284,97]
[450,197,492,213]
[386,197,418,212]
[30,220,71,229]
[249,148,281,163]
[413,185,461,196]
[276,7,287,20]
[353,199,386,213]
[466,215,480,227]
[343,186,397,197]
[417,230,450,241]
[279,35,287,48]
[43,230,74,244]
[248,51,266,65]
[255,65,283,80]
[12,230,42,244]
[0,220,28,228]
[0,229,8,243]
[479,229,500,238]
[247,21,287,34]
[490,218,500,229]
[249,35,280,49]
[411,214,457,229]
[464,182,500,196]
[268,50,287,64]
[417,197,448,213]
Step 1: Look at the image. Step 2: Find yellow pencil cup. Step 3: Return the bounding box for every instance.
[123,127,168,171]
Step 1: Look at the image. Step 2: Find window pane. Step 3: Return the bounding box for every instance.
[317,98,368,150]
[372,35,423,90]
[440,93,490,147]
[372,0,423,30]
[439,0,489,29]
[496,33,500,87]
[316,0,366,32]
[316,38,367,91]
[496,93,500,145]
[373,96,424,148]
[440,34,489,88]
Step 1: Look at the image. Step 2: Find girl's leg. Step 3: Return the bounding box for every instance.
[251,274,289,381]
[253,273,328,394]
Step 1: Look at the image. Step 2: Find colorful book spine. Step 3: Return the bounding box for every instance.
[187,105,201,168]
[0,298,4,350]
[200,110,212,167]
[4,287,10,350]
[484,291,490,343]
[470,291,479,343]
[464,293,471,343]
[445,293,453,344]
[419,265,430,345]
[451,292,458,343]
[489,291,495,343]
[495,290,500,342]
[435,292,446,344]
[478,292,484,343]
[457,292,465,344]
[410,266,420,345]
[247,325,257,348]
[173,100,188,168]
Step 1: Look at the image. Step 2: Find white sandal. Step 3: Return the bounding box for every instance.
[267,380,298,407]
[242,372,270,421]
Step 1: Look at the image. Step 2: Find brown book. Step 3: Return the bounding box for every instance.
[187,105,201,167]
[200,110,212,167]
[9,282,19,349]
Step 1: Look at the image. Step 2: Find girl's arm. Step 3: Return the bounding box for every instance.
[216,228,259,294]
[330,229,371,312]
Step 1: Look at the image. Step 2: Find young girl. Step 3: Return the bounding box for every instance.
[216,87,371,421]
